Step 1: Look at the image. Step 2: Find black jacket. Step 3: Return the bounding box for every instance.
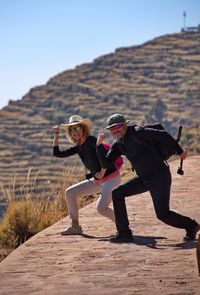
[53,135,117,178]
[97,125,183,179]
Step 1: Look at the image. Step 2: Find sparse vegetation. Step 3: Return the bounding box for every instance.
[0,167,96,255]
[144,99,167,123]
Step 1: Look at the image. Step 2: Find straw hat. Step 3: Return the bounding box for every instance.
[60,115,92,131]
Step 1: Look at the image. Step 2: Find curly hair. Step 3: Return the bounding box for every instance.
[67,124,90,144]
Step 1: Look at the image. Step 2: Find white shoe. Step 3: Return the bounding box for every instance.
[61,225,83,235]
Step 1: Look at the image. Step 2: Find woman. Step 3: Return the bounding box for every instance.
[53,115,121,235]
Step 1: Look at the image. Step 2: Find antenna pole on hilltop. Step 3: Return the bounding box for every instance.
[183,11,186,29]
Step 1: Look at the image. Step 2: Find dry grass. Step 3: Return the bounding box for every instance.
[0,166,86,251]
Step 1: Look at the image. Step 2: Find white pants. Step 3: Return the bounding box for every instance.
[65,173,121,223]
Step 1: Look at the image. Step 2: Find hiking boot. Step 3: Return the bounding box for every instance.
[183,223,200,241]
[61,225,82,236]
[109,231,133,243]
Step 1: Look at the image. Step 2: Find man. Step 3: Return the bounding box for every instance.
[97,113,200,243]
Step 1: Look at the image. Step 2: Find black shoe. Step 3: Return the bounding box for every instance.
[183,223,200,241]
[109,233,133,243]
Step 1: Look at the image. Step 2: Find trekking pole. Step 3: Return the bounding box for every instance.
[176,125,184,175]
[176,125,182,143]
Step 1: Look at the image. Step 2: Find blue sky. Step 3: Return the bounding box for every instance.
[0,0,200,109]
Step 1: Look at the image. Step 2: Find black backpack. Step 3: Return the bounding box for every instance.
[132,123,183,161]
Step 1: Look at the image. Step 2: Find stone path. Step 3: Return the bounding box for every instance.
[0,156,200,295]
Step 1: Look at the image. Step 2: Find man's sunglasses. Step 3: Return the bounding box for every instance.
[110,123,123,131]
[69,125,82,132]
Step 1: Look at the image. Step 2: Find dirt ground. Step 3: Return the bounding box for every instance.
[0,156,199,295]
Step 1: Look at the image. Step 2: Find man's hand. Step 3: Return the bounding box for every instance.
[97,133,105,145]
[179,150,187,160]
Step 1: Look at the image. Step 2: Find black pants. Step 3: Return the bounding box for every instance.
[112,166,196,233]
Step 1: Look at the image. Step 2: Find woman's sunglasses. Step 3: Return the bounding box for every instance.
[69,125,82,132]
[110,123,123,131]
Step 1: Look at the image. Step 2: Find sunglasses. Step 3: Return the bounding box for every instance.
[110,123,123,131]
[69,125,82,132]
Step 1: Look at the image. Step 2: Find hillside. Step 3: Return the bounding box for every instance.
[0,31,200,204]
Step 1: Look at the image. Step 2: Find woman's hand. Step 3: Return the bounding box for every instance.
[97,133,105,145]
[53,125,60,146]
[53,125,60,135]
[95,168,106,179]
